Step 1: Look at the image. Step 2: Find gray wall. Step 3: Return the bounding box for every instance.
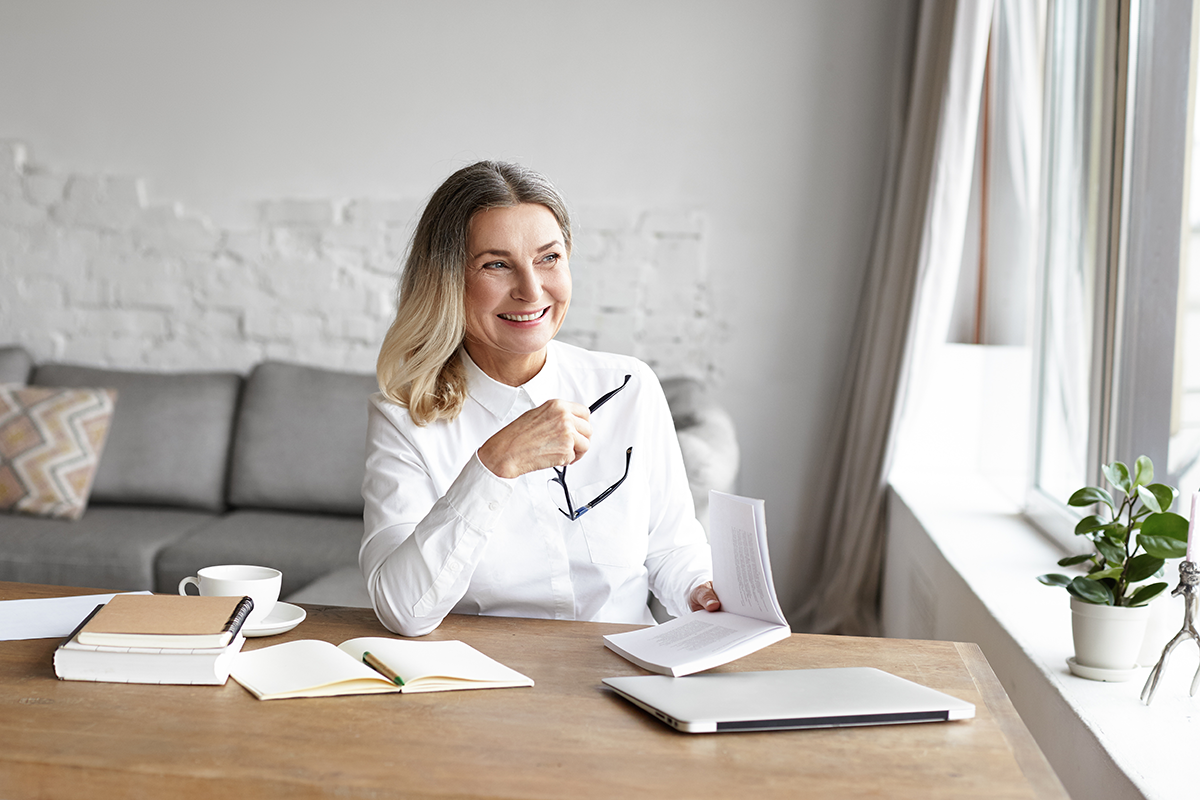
[0,0,914,618]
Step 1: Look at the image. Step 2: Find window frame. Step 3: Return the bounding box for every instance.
[1028,0,1193,548]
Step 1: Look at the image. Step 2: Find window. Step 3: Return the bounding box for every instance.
[1029,0,1194,546]
[1170,3,1200,496]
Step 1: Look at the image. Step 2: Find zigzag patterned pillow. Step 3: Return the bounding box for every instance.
[0,384,117,521]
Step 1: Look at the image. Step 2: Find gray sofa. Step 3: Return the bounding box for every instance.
[0,344,739,610]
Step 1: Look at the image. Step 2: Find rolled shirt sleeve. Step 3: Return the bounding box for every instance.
[361,397,517,636]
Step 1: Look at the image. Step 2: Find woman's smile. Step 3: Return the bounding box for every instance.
[498,308,550,323]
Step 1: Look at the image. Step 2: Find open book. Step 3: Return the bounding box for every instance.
[604,491,790,676]
[231,637,533,700]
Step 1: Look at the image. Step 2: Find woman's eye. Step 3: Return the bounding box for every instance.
[482,261,507,270]
[540,253,561,265]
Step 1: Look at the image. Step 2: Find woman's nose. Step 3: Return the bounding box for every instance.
[511,264,541,300]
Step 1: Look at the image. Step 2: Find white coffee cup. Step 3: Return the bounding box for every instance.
[178,564,282,626]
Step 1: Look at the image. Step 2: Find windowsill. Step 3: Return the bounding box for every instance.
[885,473,1197,800]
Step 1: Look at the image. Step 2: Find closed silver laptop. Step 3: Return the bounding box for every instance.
[603,667,976,733]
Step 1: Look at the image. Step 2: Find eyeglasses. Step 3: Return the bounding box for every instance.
[549,374,632,521]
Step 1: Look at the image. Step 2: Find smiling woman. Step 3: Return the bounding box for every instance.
[363,161,721,637]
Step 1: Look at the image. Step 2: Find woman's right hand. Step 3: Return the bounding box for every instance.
[477,400,592,479]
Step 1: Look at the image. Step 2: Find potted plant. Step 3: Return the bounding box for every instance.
[1038,456,1190,679]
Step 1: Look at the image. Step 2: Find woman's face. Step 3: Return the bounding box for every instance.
[463,203,572,385]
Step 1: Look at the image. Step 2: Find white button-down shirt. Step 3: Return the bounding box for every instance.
[361,341,713,637]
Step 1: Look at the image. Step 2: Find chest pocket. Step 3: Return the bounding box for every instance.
[573,476,648,568]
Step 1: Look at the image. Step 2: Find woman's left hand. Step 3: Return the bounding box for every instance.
[688,581,721,612]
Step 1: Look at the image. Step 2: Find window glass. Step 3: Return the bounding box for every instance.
[1033,0,1108,509]
[1169,18,1200,494]
[1031,0,1194,541]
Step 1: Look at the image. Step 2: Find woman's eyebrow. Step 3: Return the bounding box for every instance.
[472,241,563,260]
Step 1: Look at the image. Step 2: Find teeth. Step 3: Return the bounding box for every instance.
[500,310,545,322]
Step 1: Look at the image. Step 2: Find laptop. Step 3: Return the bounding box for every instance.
[602,667,976,733]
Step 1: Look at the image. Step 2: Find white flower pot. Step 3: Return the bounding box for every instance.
[1071,597,1152,673]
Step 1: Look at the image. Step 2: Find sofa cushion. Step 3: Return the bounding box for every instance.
[660,377,740,533]
[32,364,242,512]
[155,510,363,597]
[228,361,377,515]
[0,505,217,591]
[0,385,116,520]
[284,564,371,608]
[0,346,33,384]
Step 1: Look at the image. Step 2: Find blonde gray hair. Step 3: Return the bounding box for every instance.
[376,161,572,424]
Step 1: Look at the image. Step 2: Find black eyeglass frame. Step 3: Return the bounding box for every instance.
[550,374,633,521]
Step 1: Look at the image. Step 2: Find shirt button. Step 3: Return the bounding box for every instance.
[488,502,500,512]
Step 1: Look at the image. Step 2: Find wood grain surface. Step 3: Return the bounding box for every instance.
[0,581,1066,799]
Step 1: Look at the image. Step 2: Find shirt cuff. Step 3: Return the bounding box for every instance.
[442,451,517,532]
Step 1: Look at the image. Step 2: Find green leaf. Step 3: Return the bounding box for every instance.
[1074,514,1111,535]
[1127,582,1169,607]
[1057,554,1093,567]
[1141,512,1189,540]
[1133,456,1154,487]
[1069,487,1115,512]
[1068,576,1115,605]
[1095,534,1125,566]
[1104,462,1132,494]
[1144,483,1177,513]
[1137,486,1163,513]
[1138,512,1190,558]
[1123,553,1165,583]
[1088,566,1124,581]
[1139,535,1188,559]
[1038,573,1073,587]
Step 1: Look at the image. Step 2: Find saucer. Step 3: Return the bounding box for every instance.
[243,602,306,637]
[1066,657,1139,682]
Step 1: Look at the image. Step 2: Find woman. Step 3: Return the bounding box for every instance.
[361,161,719,637]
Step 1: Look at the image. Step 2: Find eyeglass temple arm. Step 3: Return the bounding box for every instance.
[583,447,633,511]
[589,374,632,413]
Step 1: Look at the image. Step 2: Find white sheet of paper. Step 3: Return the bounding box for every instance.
[608,610,782,668]
[708,491,788,626]
[603,491,791,676]
[0,591,151,641]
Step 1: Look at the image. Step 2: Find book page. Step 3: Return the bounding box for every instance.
[231,639,397,699]
[607,611,782,670]
[337,638,532,688]
[709,491,788,626]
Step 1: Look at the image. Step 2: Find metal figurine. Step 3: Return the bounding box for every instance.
[1141,560,1200,705]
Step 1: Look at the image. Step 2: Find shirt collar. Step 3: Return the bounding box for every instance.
[463,345,562,421]
[522,342,560,407]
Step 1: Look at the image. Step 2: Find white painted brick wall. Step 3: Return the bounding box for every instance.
[0,139,721,382]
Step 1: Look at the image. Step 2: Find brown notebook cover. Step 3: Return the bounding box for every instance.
[77,594,254,649]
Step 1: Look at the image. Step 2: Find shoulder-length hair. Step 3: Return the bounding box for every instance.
[376,161,572,424]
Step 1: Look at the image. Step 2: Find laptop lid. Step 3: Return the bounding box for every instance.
[602,667,976,734]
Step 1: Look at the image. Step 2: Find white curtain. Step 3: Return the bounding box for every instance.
[795,0,995,636]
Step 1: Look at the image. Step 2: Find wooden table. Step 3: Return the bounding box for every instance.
[0,581,1066,799]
